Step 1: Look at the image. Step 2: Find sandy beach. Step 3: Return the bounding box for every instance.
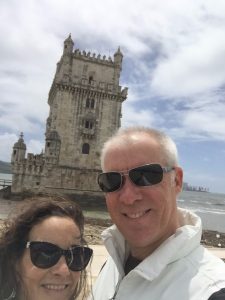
[84,217,225,249]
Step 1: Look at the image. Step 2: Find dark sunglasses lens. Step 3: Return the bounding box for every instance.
[30,242,60,269]
[98,172,122,192]
[68,246,93,271]
[130,164,163,186]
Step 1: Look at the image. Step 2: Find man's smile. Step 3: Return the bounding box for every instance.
[123,209,151,219]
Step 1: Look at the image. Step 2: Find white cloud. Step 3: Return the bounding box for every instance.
[182,108,225,141]
[151,28,225,98]
[121,102,156,127]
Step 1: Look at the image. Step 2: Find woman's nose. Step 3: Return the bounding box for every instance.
[50,256,71,276]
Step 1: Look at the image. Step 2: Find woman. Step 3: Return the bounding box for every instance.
[0,195,93,300]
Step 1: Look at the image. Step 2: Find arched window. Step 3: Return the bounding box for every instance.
[91,99,95,108]
[82,143,90,154]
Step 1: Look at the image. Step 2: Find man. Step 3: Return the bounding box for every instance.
[91,126,225,300]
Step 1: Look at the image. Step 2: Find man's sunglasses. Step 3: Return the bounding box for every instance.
[26,241,93,271]
[98,163,174,193]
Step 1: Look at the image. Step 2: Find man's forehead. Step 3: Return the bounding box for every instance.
[104,135,161,164]
[110,133,159,149]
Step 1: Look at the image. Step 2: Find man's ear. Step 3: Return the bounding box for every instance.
[174,167,183,193]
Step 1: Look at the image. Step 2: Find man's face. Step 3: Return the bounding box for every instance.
[104,134,183,259]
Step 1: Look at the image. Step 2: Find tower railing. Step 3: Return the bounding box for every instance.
[0,179,12,188]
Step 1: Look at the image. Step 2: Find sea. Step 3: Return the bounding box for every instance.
[0,172,12,183]
[0,172,225,232]
[178,191,225,233]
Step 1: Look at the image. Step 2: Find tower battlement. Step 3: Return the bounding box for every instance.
[73,49,115,66]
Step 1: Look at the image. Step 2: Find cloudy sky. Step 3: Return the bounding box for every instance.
[1,0,225,193]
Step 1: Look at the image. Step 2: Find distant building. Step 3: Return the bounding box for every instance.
[183,182,209,192]
[11,34,128,199]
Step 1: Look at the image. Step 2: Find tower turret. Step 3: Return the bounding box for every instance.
[54,34,74,84]
[114,46,123,68]
[11,132,26,163]
[113,46,123,86]
[63,33,74,56]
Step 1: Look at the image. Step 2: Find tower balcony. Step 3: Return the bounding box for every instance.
[80,127,95,138]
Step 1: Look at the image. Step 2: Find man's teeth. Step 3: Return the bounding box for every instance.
[44,284,68,290]
[126,210,149,219]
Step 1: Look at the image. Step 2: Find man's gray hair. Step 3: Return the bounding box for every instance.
[101,126,179,170]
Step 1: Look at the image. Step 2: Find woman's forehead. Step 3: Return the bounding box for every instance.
[28,216,81,244]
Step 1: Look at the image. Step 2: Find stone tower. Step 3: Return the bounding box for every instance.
[11,34,128,198]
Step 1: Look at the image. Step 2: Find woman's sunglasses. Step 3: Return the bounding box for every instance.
[26,241,93,271]
[98,163,174,193]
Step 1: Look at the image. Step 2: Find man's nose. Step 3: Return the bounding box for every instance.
[118,175,142,205]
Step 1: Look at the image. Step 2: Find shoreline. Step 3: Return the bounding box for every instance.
[0,198,225,248]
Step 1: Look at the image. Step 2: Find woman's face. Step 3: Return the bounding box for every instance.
[17,216,82,300]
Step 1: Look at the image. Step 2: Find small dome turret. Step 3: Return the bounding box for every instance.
[11,132,26,163]
[13,132,26,150]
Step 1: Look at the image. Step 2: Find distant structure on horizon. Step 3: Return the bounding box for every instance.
[183,182,209,192]
[11,34,128,199]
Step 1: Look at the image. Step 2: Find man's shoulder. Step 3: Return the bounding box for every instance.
[208,288,225,300]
